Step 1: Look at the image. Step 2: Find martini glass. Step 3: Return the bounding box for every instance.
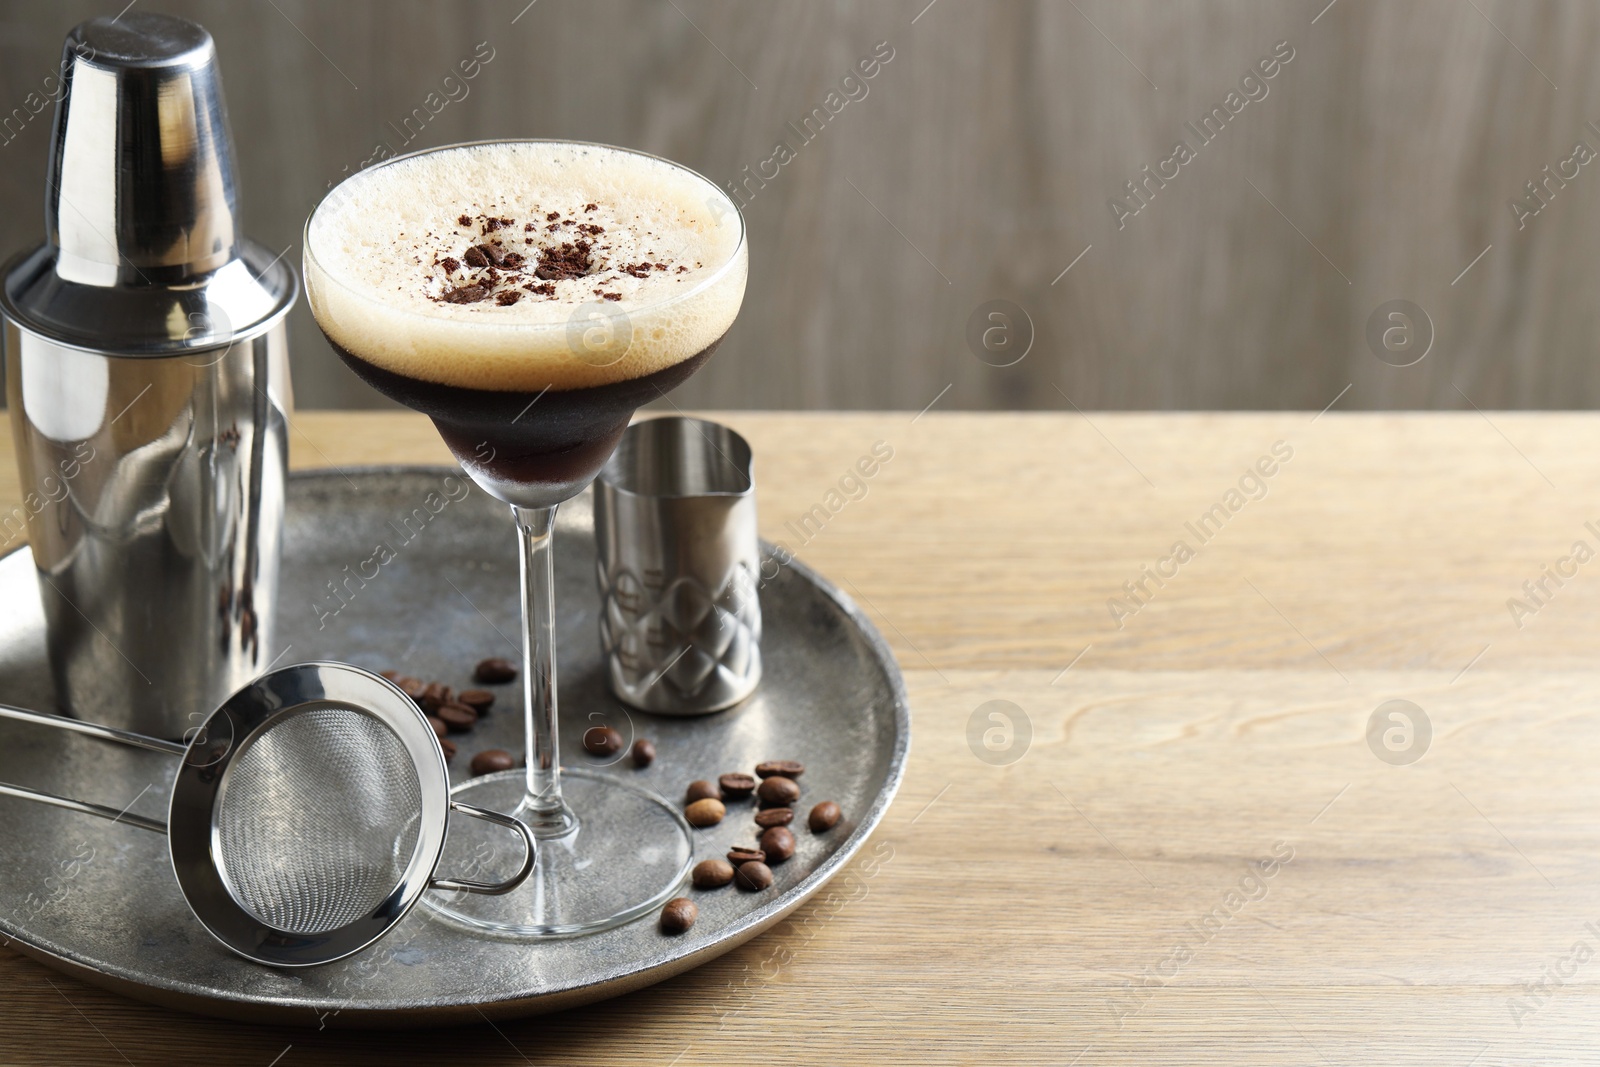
[303,140,746,936]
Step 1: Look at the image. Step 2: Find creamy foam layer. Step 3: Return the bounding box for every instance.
[304,142,746,391]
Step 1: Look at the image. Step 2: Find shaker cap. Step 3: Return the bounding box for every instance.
[53,12,234,280]
[0,12,294,356]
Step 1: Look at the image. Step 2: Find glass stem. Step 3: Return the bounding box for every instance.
[513,504,575,835]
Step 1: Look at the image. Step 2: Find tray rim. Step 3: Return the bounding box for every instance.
[0,464,912,1028]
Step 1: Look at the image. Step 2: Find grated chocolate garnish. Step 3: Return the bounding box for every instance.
[441,284,489,304]
[427,203,684,307]
[534,239,592,281]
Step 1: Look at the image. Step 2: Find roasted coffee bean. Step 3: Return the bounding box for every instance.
[427,715,448,739]
[754,807,794,829]
[632,739,656,768]
[685,798,726,827]
[379,669,400,682]
[759,826,797,864]
[726,846,766,865]
[685,779,721,804]
[397,676,426,700]
[755,760,805,779]
[474,657,518,684]
[692,859,735,889]
[735,861,774,891]
[583,725,624,756]
[659,897,698,934]
[809,800,842,832]
[457,688,495,713]
[439,738,457,762]
[435,702,478,733]
[757,775,800,806]
[718,772,756,799]
[470,748,516,776]
[420,682,453,713]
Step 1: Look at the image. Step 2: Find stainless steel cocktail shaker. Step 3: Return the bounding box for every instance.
[0,14,295,739]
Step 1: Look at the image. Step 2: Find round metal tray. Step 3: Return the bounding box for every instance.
[0,467,909,1027]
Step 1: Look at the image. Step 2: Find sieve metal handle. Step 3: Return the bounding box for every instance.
[0,782,167,834]
[429,801,538,895]
[0,702,189,756]
[0,703,184,836]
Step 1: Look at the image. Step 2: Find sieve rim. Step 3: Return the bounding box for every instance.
[167,662,451,968]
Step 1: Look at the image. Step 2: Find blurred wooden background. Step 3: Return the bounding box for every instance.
[1,0,1598,411]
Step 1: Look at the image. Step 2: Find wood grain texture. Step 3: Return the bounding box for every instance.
[3,410,1600,1062]
[4,1,1600,412]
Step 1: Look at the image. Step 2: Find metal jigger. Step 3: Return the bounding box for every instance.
[594,417,762,714]
[0,13,296,739]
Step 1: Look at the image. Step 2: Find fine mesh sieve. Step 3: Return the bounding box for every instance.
[0,662,535,967]
[215,707,425,935]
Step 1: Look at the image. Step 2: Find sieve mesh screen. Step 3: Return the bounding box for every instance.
[214,707,423,935]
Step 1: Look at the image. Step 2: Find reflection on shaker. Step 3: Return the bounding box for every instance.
[17,337,109,443]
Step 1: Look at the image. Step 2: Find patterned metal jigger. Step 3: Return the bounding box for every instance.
[593,417,760,714]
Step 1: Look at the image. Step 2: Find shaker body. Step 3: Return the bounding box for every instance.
[3,316,290,738]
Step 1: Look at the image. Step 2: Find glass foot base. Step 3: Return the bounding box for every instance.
[423,767,693,938]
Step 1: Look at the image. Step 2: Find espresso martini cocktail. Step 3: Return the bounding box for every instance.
[305,141,747,937]
[306,140,746,507]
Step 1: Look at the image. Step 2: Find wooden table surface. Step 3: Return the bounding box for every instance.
[3,409,1600,1065]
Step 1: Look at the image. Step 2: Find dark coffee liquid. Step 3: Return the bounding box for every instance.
[327,336,721,489]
